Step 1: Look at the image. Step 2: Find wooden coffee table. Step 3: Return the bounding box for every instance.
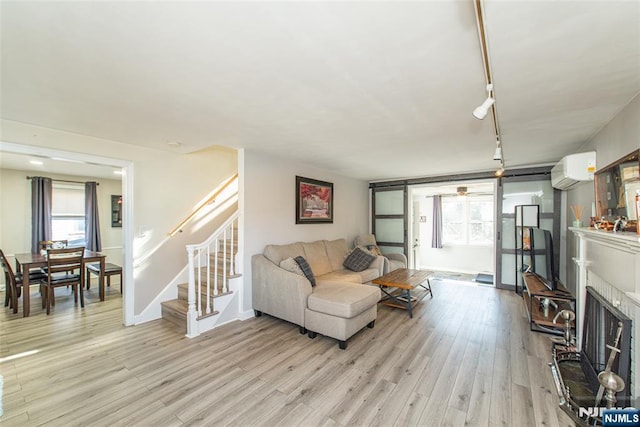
[372,268,434,318]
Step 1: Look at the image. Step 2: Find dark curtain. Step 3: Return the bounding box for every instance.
[85,182,102,252]
[431,195,443,249]
[31,177,53,253]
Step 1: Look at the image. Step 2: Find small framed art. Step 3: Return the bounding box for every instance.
[296,176,333,224]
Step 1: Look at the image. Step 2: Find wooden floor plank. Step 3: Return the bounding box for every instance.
[464,323,497,427]
[415,328,475,425]
[511,383,537,427]
[272,402,316,427]
[180,376,266,425]
[224,388,290,426]
[344,378,396,426]
[527,354,566,427]
[442,406,469,427]
[489,347,513,426]
[0,280,577,426]
[393,390,429,427]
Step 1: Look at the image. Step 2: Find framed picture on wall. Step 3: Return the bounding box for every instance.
[111,195,123,227]
[296,176,333,224]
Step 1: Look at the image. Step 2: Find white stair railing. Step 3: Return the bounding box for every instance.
[185,211,240,336]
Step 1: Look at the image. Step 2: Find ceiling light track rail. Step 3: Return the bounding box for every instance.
[473,0,504,175]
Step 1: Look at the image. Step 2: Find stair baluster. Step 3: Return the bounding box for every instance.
[223,228,227,294]
[196,247,202,317]
[186,246,198,338]
[214,237,219,296]
[230,224,235,276]
[205,245,211,315]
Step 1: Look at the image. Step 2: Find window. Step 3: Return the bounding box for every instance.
[442,195,493,245]
[51,183,85,246]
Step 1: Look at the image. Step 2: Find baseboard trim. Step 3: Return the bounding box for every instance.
[239,309,255,321]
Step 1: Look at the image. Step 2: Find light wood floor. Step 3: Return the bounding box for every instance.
[0,279,575,426]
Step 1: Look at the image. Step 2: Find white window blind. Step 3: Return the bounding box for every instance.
[52,184,84,216]
[52,183,86,245]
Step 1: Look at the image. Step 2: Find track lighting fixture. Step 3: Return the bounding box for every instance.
[473,84,494,120]
[474,0,507,173]
[494,158,505,177]
[493,139,502,161]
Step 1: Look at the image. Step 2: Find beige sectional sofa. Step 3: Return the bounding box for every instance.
[252,238,383,349]
[354,234,408,274]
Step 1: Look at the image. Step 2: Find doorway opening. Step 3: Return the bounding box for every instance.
[0,141,134,324]
[409,180,496,286]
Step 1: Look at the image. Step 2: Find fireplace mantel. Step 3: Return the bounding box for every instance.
[571,227,640,301]
[570,226,640,402]
[571,227,640,252]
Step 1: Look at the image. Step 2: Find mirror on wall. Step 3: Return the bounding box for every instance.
[594,150,639,222]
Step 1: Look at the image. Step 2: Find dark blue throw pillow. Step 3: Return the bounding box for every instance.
[294,256,316,287]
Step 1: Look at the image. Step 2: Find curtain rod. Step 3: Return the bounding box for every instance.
[26,176,99,185]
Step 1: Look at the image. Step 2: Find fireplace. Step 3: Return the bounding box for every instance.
[571,227,640,405]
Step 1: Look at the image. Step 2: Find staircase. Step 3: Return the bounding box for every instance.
[161,212,241,336]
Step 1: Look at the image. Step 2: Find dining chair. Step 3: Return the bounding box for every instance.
[1,249,47,314]
[42,247,85,315]
[39,239,72,283]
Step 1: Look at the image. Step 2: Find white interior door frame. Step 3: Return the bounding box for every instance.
[0,141,135,325]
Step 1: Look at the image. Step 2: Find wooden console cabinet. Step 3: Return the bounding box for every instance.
[522,272,576,335]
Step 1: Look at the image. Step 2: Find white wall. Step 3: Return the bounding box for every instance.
[415,195,494,275]
[242,149,370,313]
[564,92,640,294]
[1,119,238,315]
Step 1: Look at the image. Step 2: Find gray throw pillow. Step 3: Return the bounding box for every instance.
[293,256,316,286]
[343,247,376,272]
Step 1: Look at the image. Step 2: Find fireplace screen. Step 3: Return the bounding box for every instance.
[582,287,632,407]
[550,286,633,425]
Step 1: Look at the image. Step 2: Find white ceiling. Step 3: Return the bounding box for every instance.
[1,1,639,181]
[0,151,123,180]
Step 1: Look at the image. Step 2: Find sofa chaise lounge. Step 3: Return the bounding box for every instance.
[252,238,382,349]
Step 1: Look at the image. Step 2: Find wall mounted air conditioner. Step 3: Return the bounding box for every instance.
[551,151,596,190]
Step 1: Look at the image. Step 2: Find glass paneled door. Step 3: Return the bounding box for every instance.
[372,185,408,256]
[495,176,560,291]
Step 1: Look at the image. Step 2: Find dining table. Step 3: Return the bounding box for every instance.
[14,250,106,317]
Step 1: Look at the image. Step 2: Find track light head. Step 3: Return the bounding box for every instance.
[473,96,495,120]
[493,140,502,161]
[495,167,504,177]
[473,84,495,120]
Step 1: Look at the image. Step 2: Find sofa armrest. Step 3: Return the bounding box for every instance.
[385,252,408,266]
[252,254,313,326]
[370,256,385,277]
